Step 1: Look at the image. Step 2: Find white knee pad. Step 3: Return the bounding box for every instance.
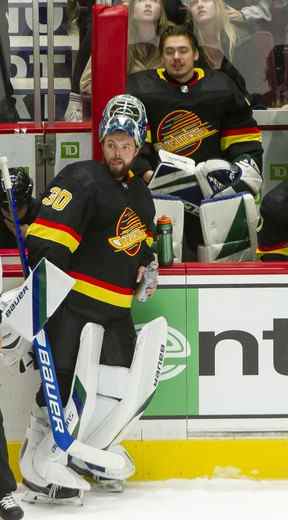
[197,192,259,262]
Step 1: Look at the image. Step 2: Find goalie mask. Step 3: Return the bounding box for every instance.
[99,94,148,148]
[0,167,33,209]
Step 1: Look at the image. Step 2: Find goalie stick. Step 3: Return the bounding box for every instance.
[0,156,124,473]
[149,150,200,216]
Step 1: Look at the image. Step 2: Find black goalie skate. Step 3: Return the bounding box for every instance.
[22,479,84,505]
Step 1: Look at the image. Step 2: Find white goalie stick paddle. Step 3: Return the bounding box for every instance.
[158,149,196,173]
[0,156,124,473]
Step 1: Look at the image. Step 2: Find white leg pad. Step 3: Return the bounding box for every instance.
[27,322,105,490]
[197,192,258,262]
[20,404,50,487]
[79,317,167,480]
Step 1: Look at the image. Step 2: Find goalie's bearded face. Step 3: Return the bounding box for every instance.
[162,35,199,84]
[102,132,139,180]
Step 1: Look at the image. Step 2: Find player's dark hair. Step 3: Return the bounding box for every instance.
[159,23,199,55]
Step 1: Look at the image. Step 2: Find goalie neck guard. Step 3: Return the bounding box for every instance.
[99,94,148,148]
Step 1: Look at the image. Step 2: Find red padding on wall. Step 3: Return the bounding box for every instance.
[91,5,128,160]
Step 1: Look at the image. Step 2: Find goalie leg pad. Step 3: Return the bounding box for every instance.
[75,317,167,480]
[32,322,105,490]
[197,193,258,262]
[20,403,50,488]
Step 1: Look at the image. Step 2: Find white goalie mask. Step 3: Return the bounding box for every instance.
[99,94,148,148]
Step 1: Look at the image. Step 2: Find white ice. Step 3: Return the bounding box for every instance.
[16,478,288,520]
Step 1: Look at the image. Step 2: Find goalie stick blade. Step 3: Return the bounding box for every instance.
[158,150,196,173]
[68,440,125,472]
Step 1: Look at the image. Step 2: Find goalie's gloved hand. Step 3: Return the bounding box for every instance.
[0,323,34,373]
[194,159,238,198]
[64,92,83,122]
[193,157,262,200]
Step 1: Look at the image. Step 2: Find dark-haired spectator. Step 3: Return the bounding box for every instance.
[127,24,263,260]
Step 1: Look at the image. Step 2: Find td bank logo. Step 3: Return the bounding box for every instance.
[61,142,80,159]
[270,163,288,180]
[135,323,190,381]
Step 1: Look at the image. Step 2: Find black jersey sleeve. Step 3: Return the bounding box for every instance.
[26,162,96,270]
[220,78,263,171]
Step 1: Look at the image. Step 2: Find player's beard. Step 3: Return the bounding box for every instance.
[106,159,130,180]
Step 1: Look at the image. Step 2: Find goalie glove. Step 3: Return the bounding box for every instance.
[64,92,83,122]
[0,323,34,372]
[193,157,262,200]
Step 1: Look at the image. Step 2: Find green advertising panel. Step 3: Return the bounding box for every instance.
[132,286,198,417]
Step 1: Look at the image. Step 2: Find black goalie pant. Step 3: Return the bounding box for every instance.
[36,303,137,408]
[0,409,17,495]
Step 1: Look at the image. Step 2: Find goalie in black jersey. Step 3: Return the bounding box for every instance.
[19,94,167,504]
[127,24,264,262]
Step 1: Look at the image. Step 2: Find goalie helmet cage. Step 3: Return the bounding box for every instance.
[91,4,128,160]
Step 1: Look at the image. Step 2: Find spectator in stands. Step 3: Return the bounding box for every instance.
[257,181,288,261]
[186,0,238,68]
[163,0,187,24]
[127,24,263,261]
[0,1,19,122]
[64,0,94,121]
[65,0,128,121]
[165,0,275,28]
[184,0,277,106]
[128,0,169,74]
[0,168,38,248]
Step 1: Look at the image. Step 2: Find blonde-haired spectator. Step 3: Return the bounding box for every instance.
[128,0,170,74]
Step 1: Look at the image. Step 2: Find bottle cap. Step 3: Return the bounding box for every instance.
[157,215,172,225]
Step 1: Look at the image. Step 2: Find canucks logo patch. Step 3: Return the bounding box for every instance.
[157,109,218,157]
[108,207,148,256]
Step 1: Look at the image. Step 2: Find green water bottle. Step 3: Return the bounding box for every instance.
[157,215,174,267]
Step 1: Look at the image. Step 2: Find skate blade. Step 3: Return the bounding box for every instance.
[93,479,125,493]
[22,488,84,506]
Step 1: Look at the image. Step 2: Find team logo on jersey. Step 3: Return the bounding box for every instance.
[157,109,218,157]
[108,207,148,256]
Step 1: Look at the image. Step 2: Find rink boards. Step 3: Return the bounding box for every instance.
[2,261,288,481]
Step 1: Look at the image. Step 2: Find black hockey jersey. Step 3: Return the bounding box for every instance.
[26,161,155,321]
[127,67,263,175]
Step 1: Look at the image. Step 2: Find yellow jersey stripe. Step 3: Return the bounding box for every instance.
[72,279,133,308]
[27,222,80,253]
[221,133,262,151]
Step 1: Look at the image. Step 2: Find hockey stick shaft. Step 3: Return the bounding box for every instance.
[0,157,124,471]
[0,158,29,277]
[0,156,73,448]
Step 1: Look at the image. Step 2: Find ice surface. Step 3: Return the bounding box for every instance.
[16,478,288,520]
